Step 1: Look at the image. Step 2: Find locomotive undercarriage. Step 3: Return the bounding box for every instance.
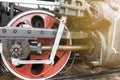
[0,0,120,80]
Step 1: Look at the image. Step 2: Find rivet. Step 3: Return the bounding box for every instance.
[40,30,44,34]
[53,31,56,35]
[27,30,31,34]
[13,29,17,33]
[2,29,7,33]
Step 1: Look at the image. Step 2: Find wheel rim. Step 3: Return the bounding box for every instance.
[1,10,71,80]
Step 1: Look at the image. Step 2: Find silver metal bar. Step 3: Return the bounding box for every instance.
[0,27,62,38]
[0,43,2,54]
[0,27,88,39]
[49,16,67,64]
[0,0,60,6]
[11,58,52,66]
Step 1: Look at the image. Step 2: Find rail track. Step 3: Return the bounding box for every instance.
[50,67,120,80]
[1,65,120,80]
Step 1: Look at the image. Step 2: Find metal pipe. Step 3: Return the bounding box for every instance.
[42,45,92,51]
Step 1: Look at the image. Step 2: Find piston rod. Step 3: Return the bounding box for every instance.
[42,45,92,51]
[30,45,92,52]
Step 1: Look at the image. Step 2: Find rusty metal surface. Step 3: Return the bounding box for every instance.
[42,45,92,51]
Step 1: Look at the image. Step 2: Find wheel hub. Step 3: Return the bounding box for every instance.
[2,39,30,59]
[10,44,22,56]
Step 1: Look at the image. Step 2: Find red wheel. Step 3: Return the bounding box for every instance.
[1,10,71,80]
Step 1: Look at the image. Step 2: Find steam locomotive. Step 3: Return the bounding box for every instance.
[0,0,120,80]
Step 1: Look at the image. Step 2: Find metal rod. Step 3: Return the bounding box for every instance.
[0,27,88,39]
[42,45,92,51]
[49,16,66,63]
[0,0,59,6]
